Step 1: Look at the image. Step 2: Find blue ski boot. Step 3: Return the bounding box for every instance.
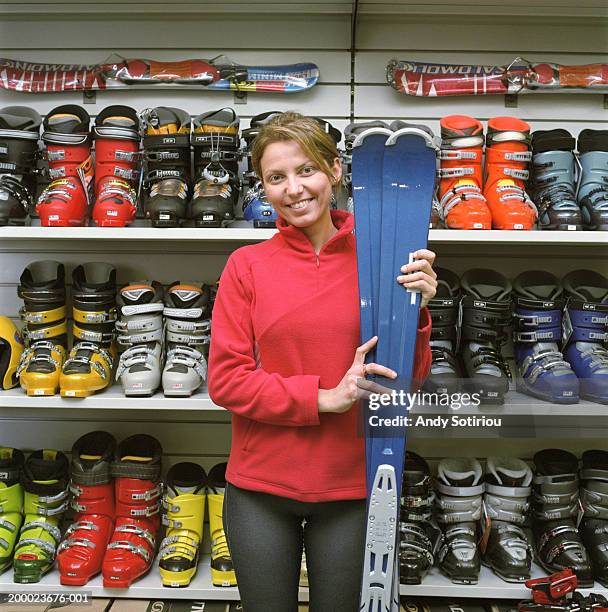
[422,267,462,396]
[512,271,579,403]
[579,449,608,587]
[460,269,512,404]
[530,129,582,230]
[577,130,608,231]
[562,270,608,404]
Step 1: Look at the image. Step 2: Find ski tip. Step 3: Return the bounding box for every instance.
[386,127,439,150]
[351,127,393,149]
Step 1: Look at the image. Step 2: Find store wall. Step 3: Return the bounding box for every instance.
[0,10,606,465]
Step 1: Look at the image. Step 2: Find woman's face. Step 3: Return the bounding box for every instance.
[259,140,341,230]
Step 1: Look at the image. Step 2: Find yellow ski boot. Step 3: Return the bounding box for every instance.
[159,462,207,587]
[60,263,117,397]
[0,448,24,574]
[207,462,236,587]
[16,261,67,396]
[13,449,69,583]
[0,317,23,390]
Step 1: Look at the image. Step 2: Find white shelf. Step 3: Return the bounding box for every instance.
[400,563,608,598]
[0,386,604,416]
[0,226,606,245]
[2,557,606,601]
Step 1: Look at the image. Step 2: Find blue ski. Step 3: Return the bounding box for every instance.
[353,125,437,611]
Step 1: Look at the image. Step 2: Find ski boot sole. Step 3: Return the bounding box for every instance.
[0,218,26,226]
[540,223,583,231]
[515,379,579,404]
[211,567,237,587]
[160,566,197,588]
[581,392,608,405]
[481,558,529,583]
[60,572,100,587]
[13,562,53,584]
[25,386,58,396]
[439,569,478,585]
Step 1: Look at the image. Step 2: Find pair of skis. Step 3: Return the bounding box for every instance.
[351,123,437,611]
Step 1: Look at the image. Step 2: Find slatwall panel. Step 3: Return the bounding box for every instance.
[0,9,606,470]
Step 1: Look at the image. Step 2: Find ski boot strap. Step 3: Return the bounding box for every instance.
[70,458,112,486]
[162,492,204,532]
[485,488,530,524]
[462,296,512,325]
[117,326,163,347]
[159,534,198,560]
[115,523,155,546]
[93,123,139,142]
[428,299,459,327]
[19,305,66,325]
[111,459,161,480]
[581,466,608,481]
[143,132,190,152]
[20,321,67,343]
[72,326,115,346]
[436,497,483,524]
[42,130,90,148]
[73,306,117,325]
[438,525,477,562]
[581,481,608,519]
[107,540,151,562]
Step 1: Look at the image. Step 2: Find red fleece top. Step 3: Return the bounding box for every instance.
[208,210,432,502]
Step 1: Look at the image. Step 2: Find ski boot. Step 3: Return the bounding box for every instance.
[531,449,593,587]
[60,263,117,397]
[0,317,23,390]
[102,434,162,588]
[36,105,92,226]
[16,261,67,396]
[92,105,140,227]
[512,271,579,404]
[57,431,116,586]
[579,449,608,587]
[0,106,41,225]
[162,282,211,397]
[0,448,24,574]
[435,457,484,584]
[399,451,440,585]
[482,456,533,582]
[577,129,608,230]
[141,107,191,227]
[13,449,69,583]
[530,129,582,231]
[115,281,164,396]
[484,117,537,230]
[422,267,462,396]
[438,115,491,230]
[159,462,206,587]
[189,108,240,227]
[207,462,236,586]
[460,269,512,404]
[562,269,608,404]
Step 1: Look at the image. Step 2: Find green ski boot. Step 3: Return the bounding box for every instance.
[0,448,25,574]
[13,449,69,583]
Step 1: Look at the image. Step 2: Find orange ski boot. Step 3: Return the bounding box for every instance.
[102,434,162,588]
[484,117,537,230]
[438,115,491,230]
[57,431,116,586]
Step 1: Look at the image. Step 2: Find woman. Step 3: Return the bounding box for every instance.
[208,112,436,611]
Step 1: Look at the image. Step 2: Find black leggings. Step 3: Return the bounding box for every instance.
[223,483,366,612]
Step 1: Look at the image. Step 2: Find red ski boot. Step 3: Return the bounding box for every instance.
[36,105,92,227]
[57,431,116,586]
[92,106,141,227]
[484,116,537,230]
[102,434,162,588]
[438,115,491,230]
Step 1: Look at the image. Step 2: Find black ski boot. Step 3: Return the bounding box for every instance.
[577,129,608,231]
[141,107,191,227]
[530,129,582,230]
[483,456,533,582]
[531,449,593,587]
[460,269,512,404]
[189,108,240,227]
[399,451,440,585]
[579,449,608,587]
[423,267,462,396]
[435,457,484,584]
[512,271,579,404]
[0,106,41,225]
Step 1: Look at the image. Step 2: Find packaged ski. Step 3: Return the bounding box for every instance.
[351,121,437,610]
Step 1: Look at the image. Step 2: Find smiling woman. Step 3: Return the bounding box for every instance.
[207,111,435,612]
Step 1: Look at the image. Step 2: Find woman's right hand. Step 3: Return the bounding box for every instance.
[318,336,397,414]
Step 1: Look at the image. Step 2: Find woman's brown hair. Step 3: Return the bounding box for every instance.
[251,112,340,185]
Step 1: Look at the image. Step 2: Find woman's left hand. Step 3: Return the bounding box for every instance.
[396,249,437,310]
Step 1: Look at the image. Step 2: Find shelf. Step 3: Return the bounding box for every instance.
[0,386,604,417]
[399,563,608,598]
[1,226,606,245]
[2,557,606,601]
